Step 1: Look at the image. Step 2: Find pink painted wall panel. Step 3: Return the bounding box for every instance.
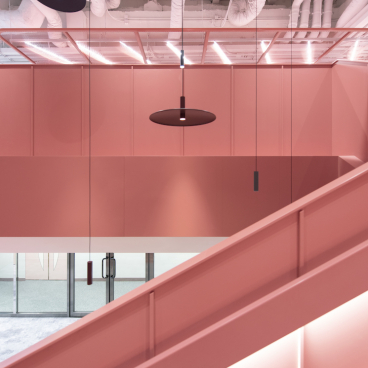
[303,173,368,273]
[0,65,364,158]
[0,67,32,156]
[33,67,82,156]
[133,69,182,155]
[0,156,342,239]
[184,69,231,155]
[257,68,283,156]
[233,68,256,156]
[291,68,332,156]
[124,157,225,236]
[91,157,125,236]
[83,68,133,156]
[332,64,368,161]
[0,157,88,237]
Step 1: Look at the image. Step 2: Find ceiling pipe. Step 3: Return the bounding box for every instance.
[284,0,304,39]
[308,0,323,39]
[29,0,67,47]
[295,0,311,39]
[168,0,185,40]
[0,0,44,28]
[319,0,333,38]
[336,0,368,28]
[227,0,266,27]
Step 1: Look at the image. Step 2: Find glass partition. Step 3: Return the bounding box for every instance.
[0,253,14,313]
[17,253,67,313]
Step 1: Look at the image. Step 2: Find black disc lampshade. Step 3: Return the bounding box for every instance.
[37,0,86,12]
[150,108,216,127]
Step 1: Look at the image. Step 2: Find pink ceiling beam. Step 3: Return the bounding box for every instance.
[0,35,35,64]
[134,31,147,64]
[201,31,210,64]
[314,32,352,64]
[1,28,368,33]
[257,31,280,64]
[63,31,91,64]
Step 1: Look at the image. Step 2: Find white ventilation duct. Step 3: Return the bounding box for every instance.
[168,0,185,40]
[29,0,67,47]
[284,0,304,39]
[0,0,44,28]
[295,0,311,39]
[308,0,323,38]
[227,0,266,27]
[336,0,368,27]
[319,0,333,38]
[106,0,120,9]
[87,0,107,17]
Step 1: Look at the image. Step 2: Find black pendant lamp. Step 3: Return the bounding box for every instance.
[37,0,86,12]
[149,0,216,127]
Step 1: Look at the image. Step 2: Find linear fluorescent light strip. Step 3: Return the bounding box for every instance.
[350,40,359,61]
[212,41,231,65]
[307,41,313,64]
[166,42,192,65]
[25,42,74,64]
[120,42,145,63]
[77,42,113,65]
[261,41,272,64]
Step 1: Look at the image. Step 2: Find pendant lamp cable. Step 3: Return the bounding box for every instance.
[291,8,293,204]
[255,1,258,172]
[254,0,259,192]
[86,1,93,286]
[88,2,91,261]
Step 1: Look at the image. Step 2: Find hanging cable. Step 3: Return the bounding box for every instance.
[291,2,293,204]
[254,0,259,192]
[87,1,93,286]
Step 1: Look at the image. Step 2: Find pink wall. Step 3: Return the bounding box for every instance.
[0,65,336,157]
[332,64,368,161]
[0,156,338,239]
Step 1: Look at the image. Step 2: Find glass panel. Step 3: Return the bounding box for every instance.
[18,253,67,313]
[0,253,14,313]
[154,253,198,277]
[74,253,106,312]
[114,253,145,300]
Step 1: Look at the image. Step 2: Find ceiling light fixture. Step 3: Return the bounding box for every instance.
[167,42,192,65]
[25,42,74,64]
[37,0,86,12]
[77,42,114,65]
[261,41,272,64]
[350,40,359,61]
[212,42,232,64]
[120,42,145,63]
[149,0,216,127]
[307,41,313,64]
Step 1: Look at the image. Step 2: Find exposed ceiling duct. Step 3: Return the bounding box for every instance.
[284,0,304,39]
[294,0,311,39]
[319,0,333,38]
[29,0,66,47]
[227,0,266,27]
[308,0,323,38]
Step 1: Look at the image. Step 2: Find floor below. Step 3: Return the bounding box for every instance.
[0,317,78,363]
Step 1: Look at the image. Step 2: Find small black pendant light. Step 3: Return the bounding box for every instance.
[37,0,86,12]
[149,0,216,127]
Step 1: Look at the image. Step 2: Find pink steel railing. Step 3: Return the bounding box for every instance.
[2,161,368,368]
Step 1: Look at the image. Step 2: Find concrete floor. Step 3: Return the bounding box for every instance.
[0,280,144,313]
[0,317,78,363]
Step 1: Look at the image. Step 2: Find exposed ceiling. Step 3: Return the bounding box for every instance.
[0,0,367,65]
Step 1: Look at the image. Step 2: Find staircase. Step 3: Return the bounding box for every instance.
[3,161,368,368]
